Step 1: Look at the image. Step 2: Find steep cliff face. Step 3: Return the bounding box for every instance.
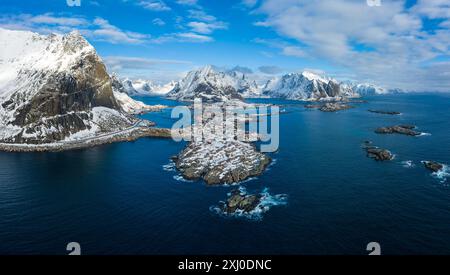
[0,28,132,144]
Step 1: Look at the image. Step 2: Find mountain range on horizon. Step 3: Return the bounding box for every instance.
[116,64,402,102]
[0,27,404,145]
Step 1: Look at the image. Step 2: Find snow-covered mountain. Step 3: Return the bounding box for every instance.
[112,76,174,96]
[132,79,155,94]
[224,69,260,98]
[351,83,402,96]
[153,81,176,95]
[111,75,166,114]
[167,65,259,102]
[262,71,358,101]
[0,28,137,144]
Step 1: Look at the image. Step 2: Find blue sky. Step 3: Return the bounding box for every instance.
[1,0,449,91]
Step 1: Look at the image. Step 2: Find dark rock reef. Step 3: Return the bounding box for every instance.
[369,110,401,115]
[223,189,262,214]
[375,125,421,136]
[362,141,394,161]
[422,161,444,173]
[319,102,354,112]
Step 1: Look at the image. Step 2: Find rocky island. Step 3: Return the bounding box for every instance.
[369,109,401,115]
[422,161,444,173]
[171,101,271,185]
[375,125,422,136]
[210,187,288,220]
[319,102,354,112]
[363,141,394,161]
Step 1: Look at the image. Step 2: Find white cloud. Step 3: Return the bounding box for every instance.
[149,32,214,43]
[104,56,190,71]
[242,0,259,8]
[282,46,305,58]
[138,0,171,11]
[258,65,283,74]
[90,17,150,44]
[253,0,450,91]
[152,18,166,26]
[176,32,214,42]
[411,0,450,19]
[176,0,198,6]
[187,9,217,22]
[103,56,192,84]
[187,21,228,34]
[28,14,89,26]
[0,13,151,44]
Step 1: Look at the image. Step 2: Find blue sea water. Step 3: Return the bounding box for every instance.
[0,93,450,255]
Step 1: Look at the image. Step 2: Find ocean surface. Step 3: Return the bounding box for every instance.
[1,93,450,255]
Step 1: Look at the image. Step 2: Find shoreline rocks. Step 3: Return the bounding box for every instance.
[0,124,171,153]
[375,125,421,136]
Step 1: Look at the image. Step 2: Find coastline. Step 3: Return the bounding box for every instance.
[0,125,172,153]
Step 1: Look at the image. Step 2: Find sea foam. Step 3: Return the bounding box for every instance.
[210,187,288,221]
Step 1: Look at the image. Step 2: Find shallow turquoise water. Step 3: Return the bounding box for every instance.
[0,93,449,255]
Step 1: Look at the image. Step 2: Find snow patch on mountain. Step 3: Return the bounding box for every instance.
[167,65,262,102]
[262,71,358,101]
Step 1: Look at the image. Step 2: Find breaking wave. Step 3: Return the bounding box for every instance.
[401,160,415,168]
[432,165,449,184]
[173,175,194,182]
[162,160,176,172]
[210,187,288,221]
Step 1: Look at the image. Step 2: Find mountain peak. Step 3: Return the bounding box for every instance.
[301,71,328,83]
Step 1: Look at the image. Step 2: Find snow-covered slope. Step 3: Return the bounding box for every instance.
[112,76,174,96]
[132,79,155,95]
[152,81,176,95]
[351,83,403,96]
[0,28,135,144]
[262,71,358,101]
[167,65,259,102]
[225,69,260,98]
[111,75,166,114]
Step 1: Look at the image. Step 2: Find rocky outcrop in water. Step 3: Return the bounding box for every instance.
[319,102,354,112]
[210,187,288,220]
[174,140,271,185]
[224,189,262,213]
[422,161,444,173]
[369,109,400,115]
[375,125,421,136]
[366,148,394,161]
[363,141,394,161]
[171,101,271,185]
